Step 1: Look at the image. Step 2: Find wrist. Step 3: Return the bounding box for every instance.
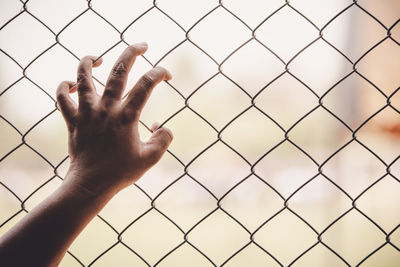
[61,164,123,202]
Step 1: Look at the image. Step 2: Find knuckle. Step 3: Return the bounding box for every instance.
[110,62,128,78]
[103,89,118,99]
[97,105,108,120]
[56,82,71,101]
[76,73,90,90]
[120,108,138,124]
[56,93,66,103]
[140,73,155,89]
[77,73,88,84]
[56,83,66,96]
[79,101,92,115]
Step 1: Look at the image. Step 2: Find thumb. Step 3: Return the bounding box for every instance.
[142,124,173,164]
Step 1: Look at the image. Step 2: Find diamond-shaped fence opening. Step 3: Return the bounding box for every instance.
[0,0,399,266]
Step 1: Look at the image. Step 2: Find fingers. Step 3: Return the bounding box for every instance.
[76,56,102,108]
[56,81,78,129]
[103,43,148,101]
[122,67,172,122]
[142,126,173,164]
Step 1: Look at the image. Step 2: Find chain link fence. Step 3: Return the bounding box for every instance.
[1,0,400,266]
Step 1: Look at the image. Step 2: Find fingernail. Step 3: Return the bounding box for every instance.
[93,57,102,64]
[165,69,172,80]
[87,56,102,66]
[69,83,77,92]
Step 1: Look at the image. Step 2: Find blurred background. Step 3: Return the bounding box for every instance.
[0,0,400,266]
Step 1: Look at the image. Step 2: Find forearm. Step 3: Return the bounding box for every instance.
[0,170,115,267]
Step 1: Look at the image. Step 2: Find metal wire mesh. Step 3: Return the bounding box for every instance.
[1,0,400,266]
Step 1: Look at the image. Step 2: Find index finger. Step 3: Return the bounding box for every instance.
[76,56,102,109]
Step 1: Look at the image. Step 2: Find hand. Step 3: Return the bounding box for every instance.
[56,43,173,197]
[0,43,173,267]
